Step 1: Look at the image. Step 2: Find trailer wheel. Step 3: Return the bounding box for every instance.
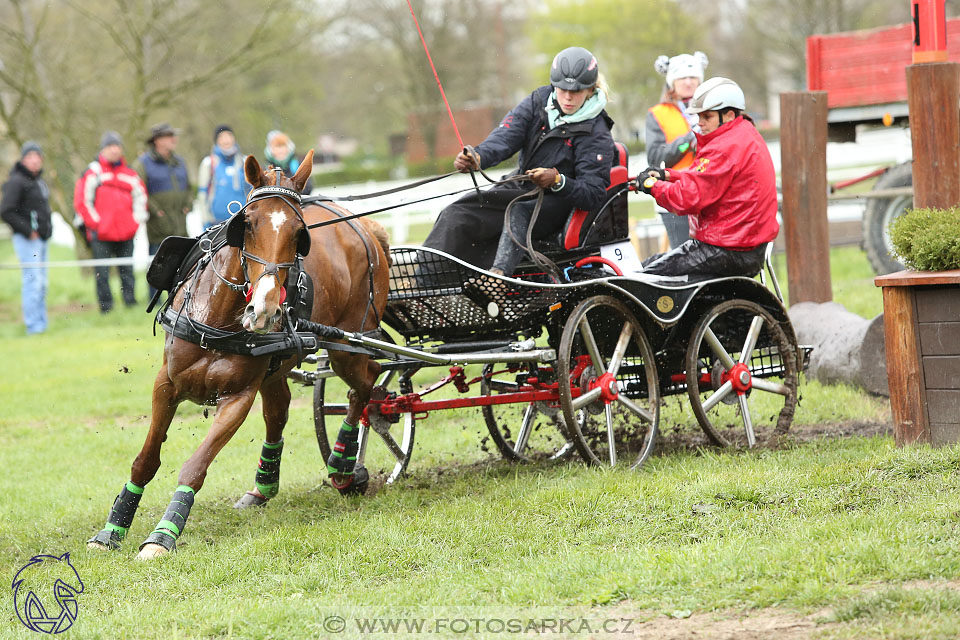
[314,361,416,493]
[685,299,798,447]
[557,296,660,469]
[480,363,575,462]
[863,161,911,275]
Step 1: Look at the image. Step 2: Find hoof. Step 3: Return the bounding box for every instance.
[87,529,122,551]
[136,543,169,561]
[234,490,269,509]
[330,465,369,496]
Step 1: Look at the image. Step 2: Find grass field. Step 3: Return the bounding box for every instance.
[3,239,959,639]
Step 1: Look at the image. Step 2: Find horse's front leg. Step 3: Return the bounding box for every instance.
[88,365,180,551]
[327,354,381,491]
[235,376,291,508]
[137,388,258,560]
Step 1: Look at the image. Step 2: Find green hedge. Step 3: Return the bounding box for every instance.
[889,207,960,271]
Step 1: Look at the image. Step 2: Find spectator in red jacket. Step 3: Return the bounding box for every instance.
[639,77,779,279]
[74,131,148,311]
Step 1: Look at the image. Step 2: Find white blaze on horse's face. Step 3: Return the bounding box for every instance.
[242,207,293,333]
[269,210,287,232]
[244,276,279,333]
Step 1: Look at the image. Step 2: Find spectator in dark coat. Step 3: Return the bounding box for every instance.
[135,123,192,297]
[1,141,52,334]
[423,46,615,274]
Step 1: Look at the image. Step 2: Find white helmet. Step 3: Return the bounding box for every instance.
[688,77,746,114]
[654,51,708,88]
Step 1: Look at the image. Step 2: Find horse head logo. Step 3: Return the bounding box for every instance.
[12,553,84,634]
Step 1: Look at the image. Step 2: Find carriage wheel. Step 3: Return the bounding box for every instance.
[557,296,660,469]
[684,299,798,447]
[314,364,416,494]
[480,363,575,462]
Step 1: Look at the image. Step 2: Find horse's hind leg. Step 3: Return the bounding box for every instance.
[327,354,381,492]
[88,366,180,551]
[137,388,257,560]
[235,376,291,508]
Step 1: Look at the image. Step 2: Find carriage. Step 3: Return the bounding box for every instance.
[88,149,809,558]
[287,149,809,492]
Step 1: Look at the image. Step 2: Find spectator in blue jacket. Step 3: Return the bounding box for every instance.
[196,125,250,228]
[1,141,52,334]
[423,46,615,274]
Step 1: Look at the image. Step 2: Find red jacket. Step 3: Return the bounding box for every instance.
[651,116,779,249]
[74,155,147,242]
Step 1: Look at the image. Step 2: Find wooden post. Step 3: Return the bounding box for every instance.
[879,284,929,445]
[906,62,960,209]
[780,91,832,305]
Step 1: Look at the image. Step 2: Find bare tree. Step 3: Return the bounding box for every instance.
[0,0,332,216]
[337,0,530,159]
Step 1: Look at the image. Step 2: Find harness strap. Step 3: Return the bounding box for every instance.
[305,173,533,230]
[309,206,382,331]
[503,187,563,282]
[303,171,457,203]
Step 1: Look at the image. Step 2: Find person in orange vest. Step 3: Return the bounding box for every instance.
[645,51,708,250]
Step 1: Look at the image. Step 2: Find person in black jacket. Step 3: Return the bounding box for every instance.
[1,141,53,334]
[423,46,615,274]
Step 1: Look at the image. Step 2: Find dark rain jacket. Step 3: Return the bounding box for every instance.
[134,149,192,244]
[0,162,53,240]
[475,85,615,212]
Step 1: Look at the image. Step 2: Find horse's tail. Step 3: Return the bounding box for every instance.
[365,219,392,267]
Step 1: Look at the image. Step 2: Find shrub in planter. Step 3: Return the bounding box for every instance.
[889,206,960,271]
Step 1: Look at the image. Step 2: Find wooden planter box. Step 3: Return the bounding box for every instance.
[875,270,960,446]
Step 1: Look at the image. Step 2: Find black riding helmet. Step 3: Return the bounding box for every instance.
[550,46,599,91]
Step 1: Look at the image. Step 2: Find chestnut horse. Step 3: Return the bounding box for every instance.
[87,151,390,559]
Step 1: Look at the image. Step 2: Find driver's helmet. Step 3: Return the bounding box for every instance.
[687,77,746,114]
[550,47,599,91]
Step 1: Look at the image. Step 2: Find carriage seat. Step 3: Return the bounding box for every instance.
[535,142,630,255]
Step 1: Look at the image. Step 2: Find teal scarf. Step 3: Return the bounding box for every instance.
[545,88,608,130]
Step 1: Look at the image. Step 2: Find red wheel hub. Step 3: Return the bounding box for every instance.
[591,372,620,403]
[727,362,752,394]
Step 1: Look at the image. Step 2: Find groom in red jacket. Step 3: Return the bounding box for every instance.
[639,77,778,279]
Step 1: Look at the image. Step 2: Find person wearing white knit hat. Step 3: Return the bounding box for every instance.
[646,50,709,249]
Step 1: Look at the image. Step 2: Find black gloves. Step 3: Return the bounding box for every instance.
[638,176,659,195]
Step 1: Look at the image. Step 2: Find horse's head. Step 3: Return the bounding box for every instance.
[228,149,314,333]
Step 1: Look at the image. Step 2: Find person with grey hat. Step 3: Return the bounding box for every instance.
[1,141,53,333]
[74,130,147,312]
[423,46,615,274]
[134,123,192,296]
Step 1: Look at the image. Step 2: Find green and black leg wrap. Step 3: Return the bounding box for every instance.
[254,439,283,499]
[141,485,195,552]
[88,481,144,550]
[327,420,360,476]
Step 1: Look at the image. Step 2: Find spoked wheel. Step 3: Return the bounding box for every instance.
[557,296,660,469]
[314,360,416,494]
[480,363,575,462]
[685,299,799,447]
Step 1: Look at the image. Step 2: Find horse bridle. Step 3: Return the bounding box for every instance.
[219,172,309,302]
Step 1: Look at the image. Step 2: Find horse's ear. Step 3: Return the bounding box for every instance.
[244,155,262,188]
[291,149,314,193]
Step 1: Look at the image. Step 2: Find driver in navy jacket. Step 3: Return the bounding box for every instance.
[423,47,615,275]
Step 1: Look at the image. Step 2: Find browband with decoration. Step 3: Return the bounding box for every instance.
[247,185,302,204]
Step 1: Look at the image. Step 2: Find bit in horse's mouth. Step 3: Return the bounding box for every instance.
[242,310,281,334]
